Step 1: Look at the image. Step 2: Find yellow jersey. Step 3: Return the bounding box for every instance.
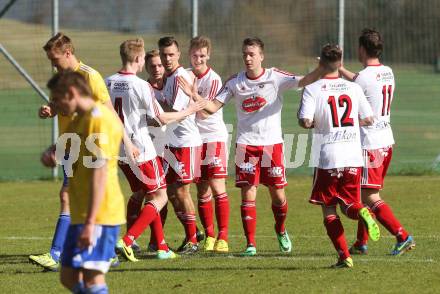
[67,103,125,225]
[57,62,111,135]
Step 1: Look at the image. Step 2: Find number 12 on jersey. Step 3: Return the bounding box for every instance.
[327,94,354,127]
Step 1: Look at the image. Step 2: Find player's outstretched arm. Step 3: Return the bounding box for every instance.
[339,65,356,81]
[177,76,223,117]
[297,65,328,88]
[155,99,207,125]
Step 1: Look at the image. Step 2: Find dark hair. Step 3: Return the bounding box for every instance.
[359,28,383,58]
[158,36,179,50]
[320,44,342,72]
[47,70,91,99]
[320,43,342,63]
[43,32,75,54]
[242,37,264,52]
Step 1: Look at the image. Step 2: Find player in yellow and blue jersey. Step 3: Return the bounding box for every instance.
[45,71,125,293]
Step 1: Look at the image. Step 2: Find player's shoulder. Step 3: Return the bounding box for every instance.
[206,67,222,81]
[78,62,99,77]
[225,72,239,84]
[270,67,296,77]
[176,66,191,78]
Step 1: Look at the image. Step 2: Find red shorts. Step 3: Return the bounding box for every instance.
[164,145,201,184]
[235,143,287,188]
[198,141,228,181]
[310,167,361,207]
[361,146,393,189]
[119,157,166,194]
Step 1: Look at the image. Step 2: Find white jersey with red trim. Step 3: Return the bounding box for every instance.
[193,67,228,143]
[354,64,395,149]
[299,77,373,169]
[105,72,163,163]
[148,82,167,157]
[215,67,300,145]
[163,66,201,147]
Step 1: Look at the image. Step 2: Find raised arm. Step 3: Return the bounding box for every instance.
[297,65,327,88]
[339,65,357,82]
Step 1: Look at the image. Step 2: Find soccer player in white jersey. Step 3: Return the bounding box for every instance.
[159,36,203,254]
[339,28,415,255]
[298,44,380,268]
[178,37,326,256]
[188,36,230,252]
[105,39,203,261]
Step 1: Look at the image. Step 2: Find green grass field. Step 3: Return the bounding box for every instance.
[0,175,439,293]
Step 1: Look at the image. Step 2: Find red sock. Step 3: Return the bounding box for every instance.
[340,202,363,220]
[126,195,143,230]
[181,213,197,243]
[198,194,215,238]
[371,200,409,242]
[241,200,256,247]
[324,215,350,260]
[354,218,370,247]
[215,192,229,241]
[123,202,158,246]
[272,200,288,234]
[149,214,169,251]
[150,204,169,247]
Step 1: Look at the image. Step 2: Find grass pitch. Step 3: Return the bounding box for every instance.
[0,175,439,293]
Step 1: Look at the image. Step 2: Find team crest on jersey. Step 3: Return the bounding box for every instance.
[376,73,381,81]
[242,96,267,113]
[258,84,265,89]
[239,162,256,175]
[268,166,283,177]
[321,84,327,91]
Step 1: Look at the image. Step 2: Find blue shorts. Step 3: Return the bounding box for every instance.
[61,224,119,273]
[62,154,69,187]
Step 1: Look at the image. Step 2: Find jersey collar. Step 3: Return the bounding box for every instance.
[246,68,265,80]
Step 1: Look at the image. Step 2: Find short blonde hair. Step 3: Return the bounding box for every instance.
[189,36,211,54]
[43,32,75,54]
[119,38,145,64]
[145,49,160,63]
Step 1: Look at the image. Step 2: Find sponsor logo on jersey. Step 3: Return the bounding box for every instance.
[239,162,256,174]
[113,81,130,91]
[242,96,267,113]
